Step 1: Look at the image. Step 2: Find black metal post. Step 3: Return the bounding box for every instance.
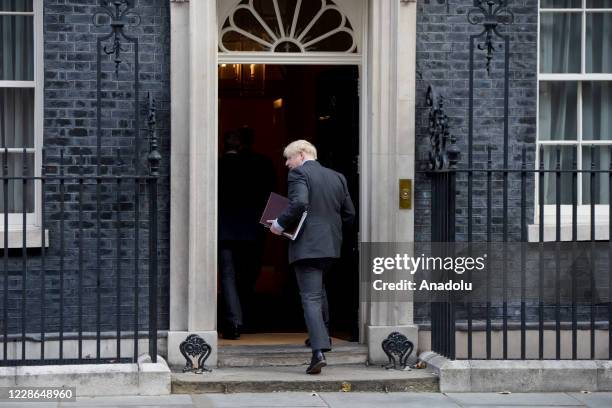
[78,151,84,361]
[555,148,561,359]
[40,149,46,361]
[572,148,578,360]
[96,169,102,363]
[21,147,27,362]
[486,146,492,359]
[147,93,161,363]
[590,151,596,359]
[116,149,122,361]
[520,146,527,359]
[538,145,544,360]
[134,174,140,362]
[94,0,141,173]
[609,145,612,360]
[465,1,514,360]
[2,147,7,364]
[609,146,612,360]
[59,149,65,360]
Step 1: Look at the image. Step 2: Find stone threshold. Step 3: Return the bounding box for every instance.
[217,343,368,367]
[420,351,612,393]
[0,355,171,396]
[171,364,438,393]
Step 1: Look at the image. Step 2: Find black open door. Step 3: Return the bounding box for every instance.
[313,66,360,341]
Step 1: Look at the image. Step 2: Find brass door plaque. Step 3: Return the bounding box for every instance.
[399,179,412,209]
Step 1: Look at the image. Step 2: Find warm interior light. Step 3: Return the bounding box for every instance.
[219,64,265,95]
[273,98,283,109]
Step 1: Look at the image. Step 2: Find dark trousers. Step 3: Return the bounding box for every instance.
[219,241,263,327]
[293,258,334,352]
[220,247,243,327]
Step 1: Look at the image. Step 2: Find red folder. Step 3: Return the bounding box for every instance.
[260,192,307,240]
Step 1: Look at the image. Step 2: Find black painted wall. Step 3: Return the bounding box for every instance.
[1,0,170,335]
[415,0,538,242]
[414,0,539,322]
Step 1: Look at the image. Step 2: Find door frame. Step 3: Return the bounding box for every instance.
[167,0,418,367]
[216,0,369,340]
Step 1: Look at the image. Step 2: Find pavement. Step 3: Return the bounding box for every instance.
[1,392,611,407]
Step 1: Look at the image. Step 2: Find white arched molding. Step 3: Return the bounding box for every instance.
[218,0,363,56]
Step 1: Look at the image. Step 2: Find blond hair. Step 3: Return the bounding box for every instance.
[283,140,317,160]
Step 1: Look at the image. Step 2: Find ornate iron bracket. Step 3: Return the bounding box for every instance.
[382,332,414,370]
[93,0,142,175]
[468,0,514,75]
[146,93,162,177]
[427,86,460,170]
[180,334,212,374]
[94,0,141,77]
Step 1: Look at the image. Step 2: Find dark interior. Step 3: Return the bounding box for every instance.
[218,64,360,341]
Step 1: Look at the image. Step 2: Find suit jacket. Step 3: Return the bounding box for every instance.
[218,151,275,242]
[277,160,355,264]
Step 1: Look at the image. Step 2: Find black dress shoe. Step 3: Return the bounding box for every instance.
[305,337,332,351]
[222,324,240,340]
[306,351,327,375]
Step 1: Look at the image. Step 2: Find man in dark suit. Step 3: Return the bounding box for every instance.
[269,140,355,374]
[218,130,275,339]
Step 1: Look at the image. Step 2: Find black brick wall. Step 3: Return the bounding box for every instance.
[0,0,566,335]
[1,0,170,335]
[415,0,538,242]
[414,0,538,322]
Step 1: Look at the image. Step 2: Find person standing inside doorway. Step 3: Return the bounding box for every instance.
[218,130,275,339]
[236,126,276,330]
[268,140,355,374]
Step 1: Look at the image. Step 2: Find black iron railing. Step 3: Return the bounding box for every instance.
[420,0,612,361]
[0,94,160,366]
[0,1,159,367]
[424,145,612,361]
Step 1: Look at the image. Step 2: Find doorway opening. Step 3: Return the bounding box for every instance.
[217,64,360,345]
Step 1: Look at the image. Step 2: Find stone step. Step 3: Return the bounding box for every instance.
[172,364,439,393]
[217,343,368,367]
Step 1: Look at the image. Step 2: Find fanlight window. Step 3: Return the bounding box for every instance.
[220,0,357,53]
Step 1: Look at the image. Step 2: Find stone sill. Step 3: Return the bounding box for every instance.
[528,223,609,242]
[419,351,612,392]
[0,228,49,249]
[0,354,171,396]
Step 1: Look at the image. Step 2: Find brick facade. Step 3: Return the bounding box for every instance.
[2,0,570,333]
[2,0,170,334]
[415,0,538,243]
[414,0,539,322]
